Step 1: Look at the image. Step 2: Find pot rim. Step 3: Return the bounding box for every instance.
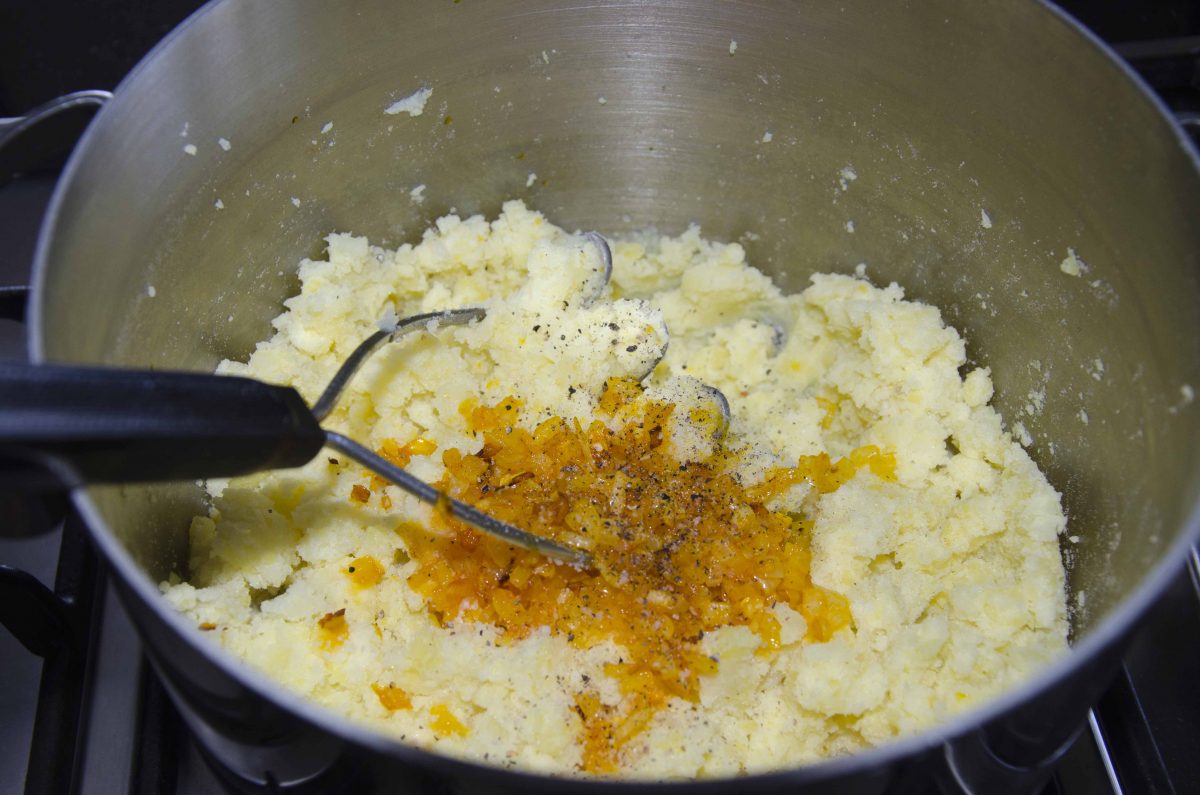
[28,0,1200,788]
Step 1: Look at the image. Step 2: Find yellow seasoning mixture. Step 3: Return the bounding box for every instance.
[162,201,1068,778]
[405,382,892,771]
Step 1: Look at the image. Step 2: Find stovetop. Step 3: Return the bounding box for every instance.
[2,2,1199,793]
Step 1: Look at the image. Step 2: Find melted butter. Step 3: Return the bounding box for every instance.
[372,437,439,490]
[318,609,348,650]
[398,378,893,771]
[429,704,469,737]
[346,555,385,589]
[380,437,439,467]
[372,683,412,711]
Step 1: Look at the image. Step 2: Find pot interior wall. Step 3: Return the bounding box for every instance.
[37,0,1200,643]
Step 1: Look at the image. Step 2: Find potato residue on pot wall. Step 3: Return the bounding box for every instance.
[161,201,1068,778]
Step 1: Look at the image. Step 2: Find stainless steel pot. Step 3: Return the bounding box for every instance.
[27,0,1200,792]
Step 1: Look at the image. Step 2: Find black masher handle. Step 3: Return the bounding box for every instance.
[0,362,325,488]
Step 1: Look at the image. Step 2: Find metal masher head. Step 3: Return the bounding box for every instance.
[309,232,617,569]
[313,307,592,568]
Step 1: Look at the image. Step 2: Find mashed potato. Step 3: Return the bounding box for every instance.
[161,201,1068,778]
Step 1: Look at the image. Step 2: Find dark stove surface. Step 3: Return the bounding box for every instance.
[2,3,1199,794]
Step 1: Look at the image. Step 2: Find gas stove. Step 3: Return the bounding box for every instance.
[1,3,1198,793]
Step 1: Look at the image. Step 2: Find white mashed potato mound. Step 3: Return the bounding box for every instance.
[161,200,1068,778]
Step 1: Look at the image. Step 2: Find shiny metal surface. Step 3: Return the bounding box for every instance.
[27,0,1200,791]
[310,308,486,422]
[307,305,591,565]
[0,89,112,141]
[322,431,591,567]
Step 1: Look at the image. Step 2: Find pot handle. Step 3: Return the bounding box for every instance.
[0,89,111,134]
[1176,110,1200,148]
[0,362,326,490]
[0,92,110,326]
[0,90,111,186]
[0,92,112,535]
